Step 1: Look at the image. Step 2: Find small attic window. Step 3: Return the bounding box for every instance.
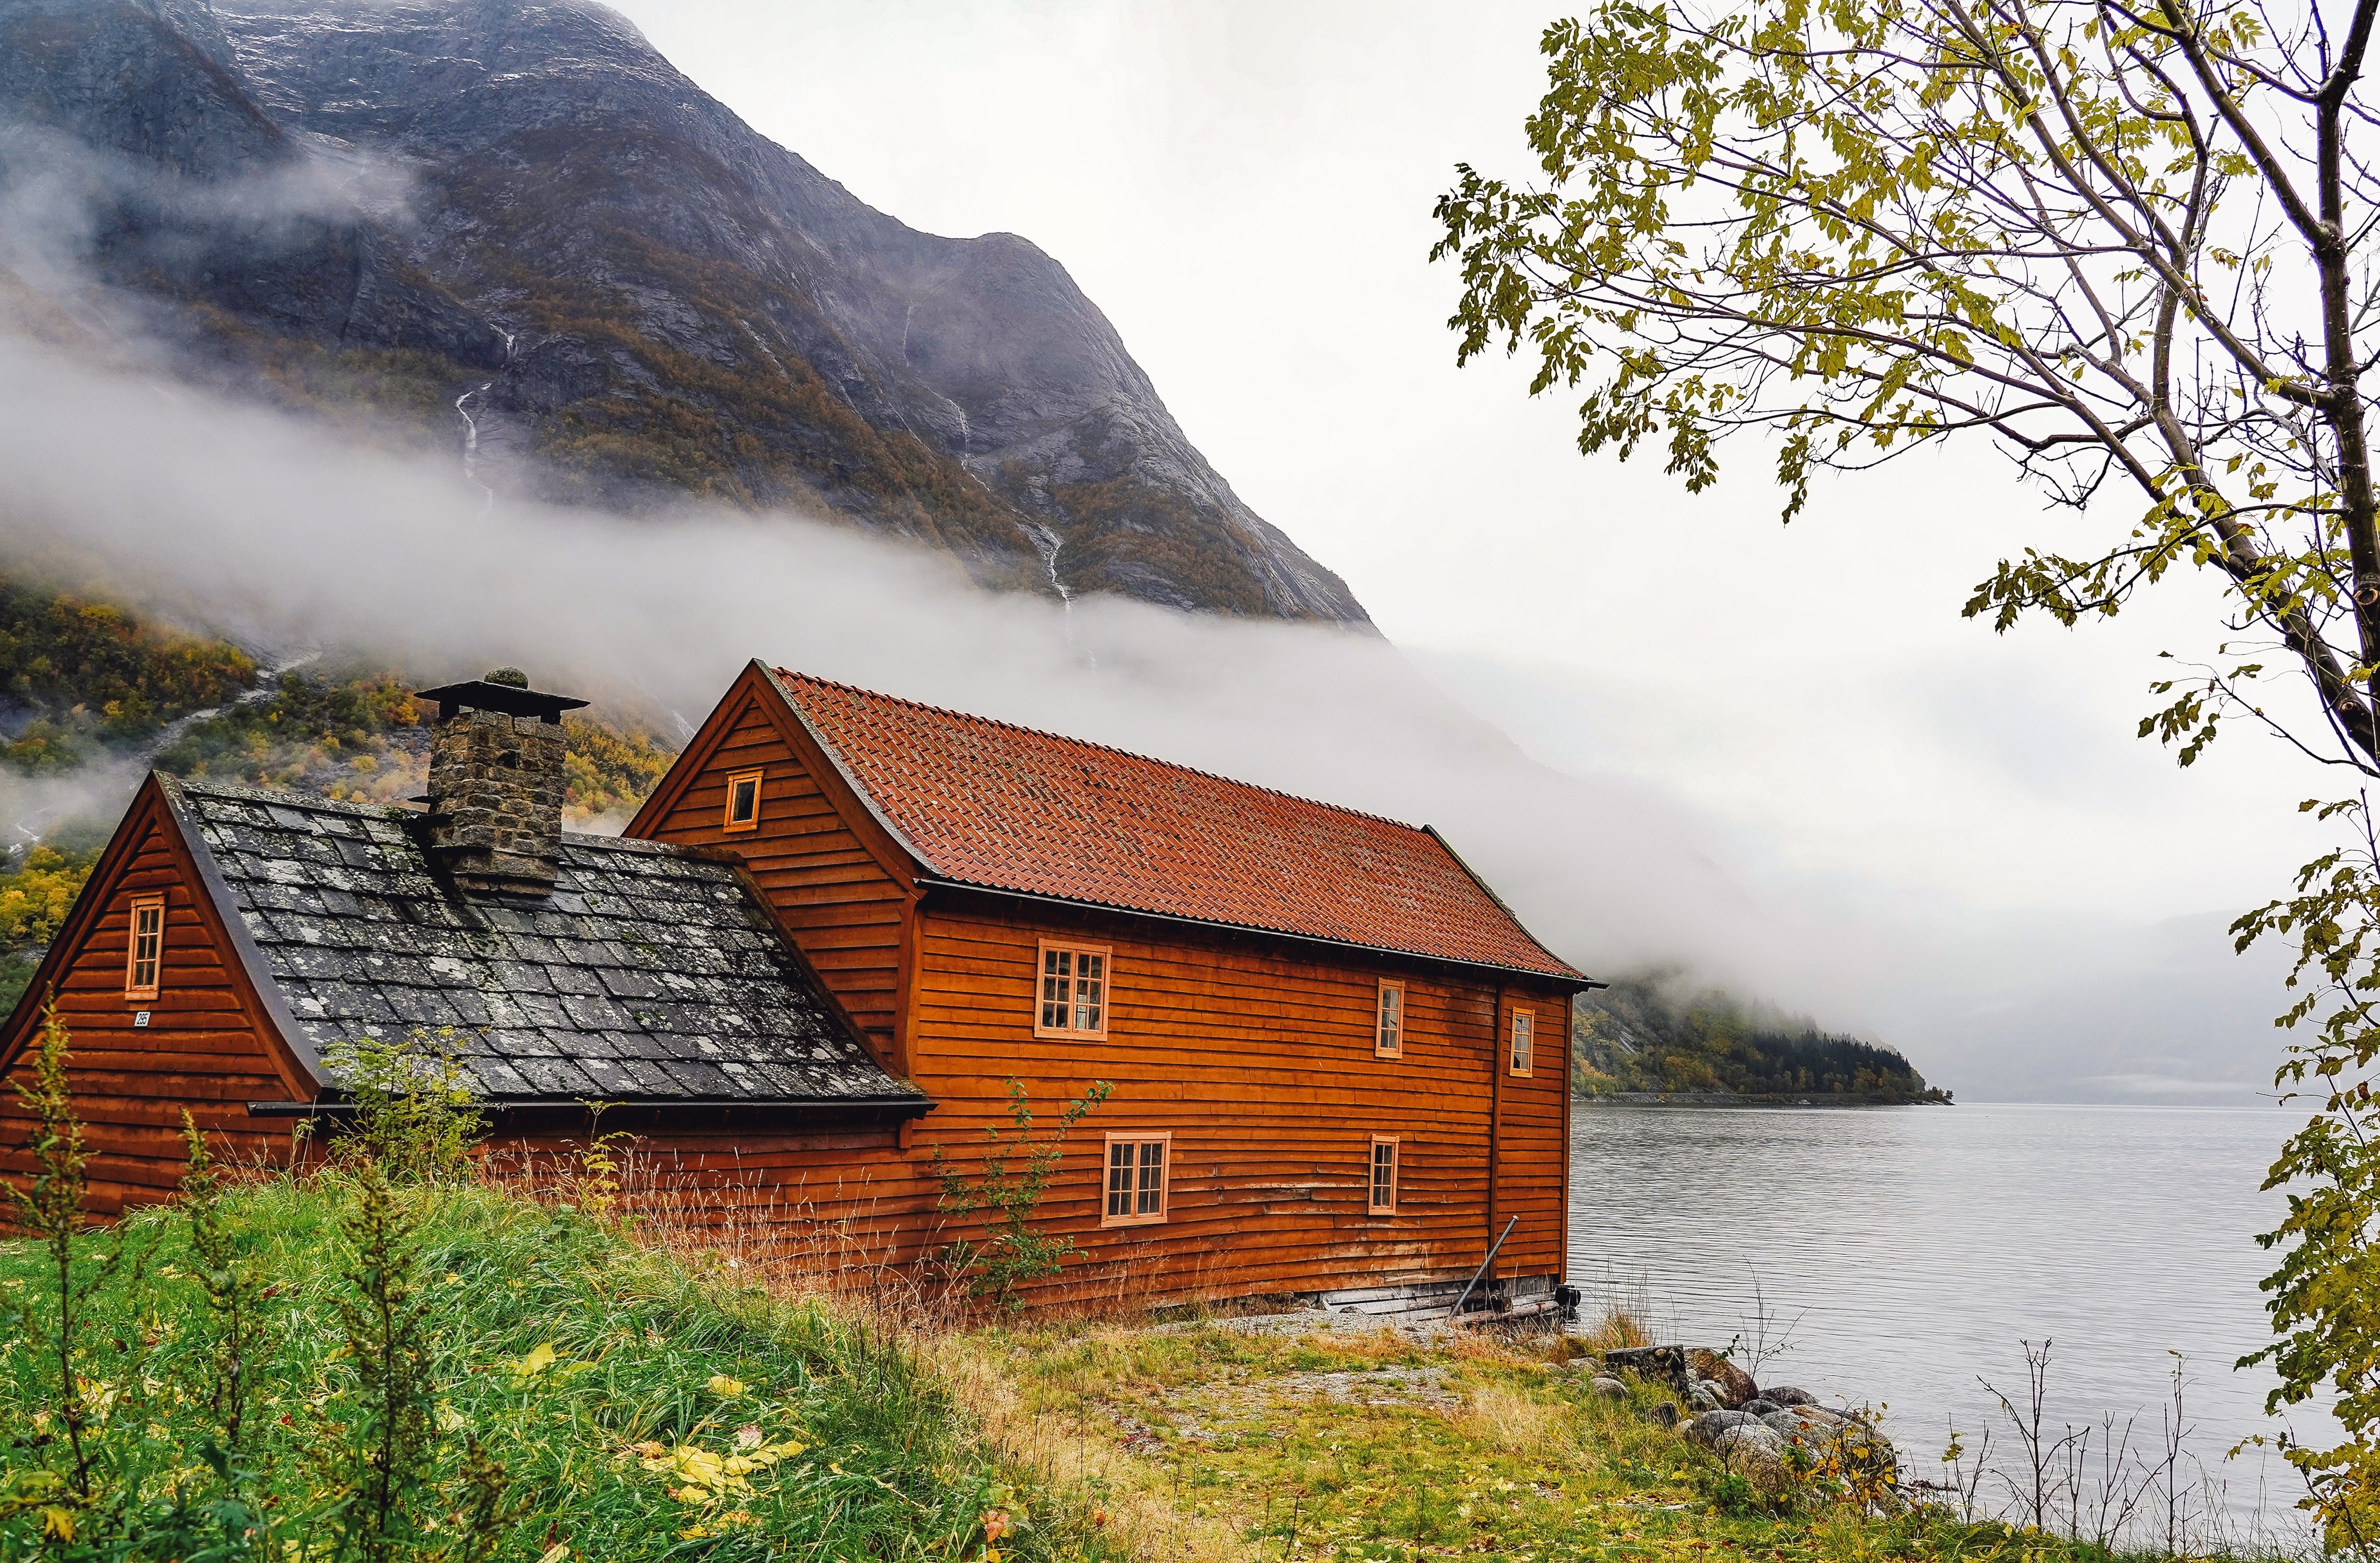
[125,894,164,1002]
[724,768,764,833]
[1509,1007,1535,1077]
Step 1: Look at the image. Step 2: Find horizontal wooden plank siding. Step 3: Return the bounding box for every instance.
[478,1125,930,1273]
[0,800,299,1216]
[636,688,911,1059]
[1494,992,1572,1288]
[897,896,1575,1306]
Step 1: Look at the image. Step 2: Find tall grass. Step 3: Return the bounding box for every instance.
[1,1173,1110,1560]
[0,1023,1114,1562]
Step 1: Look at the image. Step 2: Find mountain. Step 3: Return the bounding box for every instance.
[0,0,1366,623]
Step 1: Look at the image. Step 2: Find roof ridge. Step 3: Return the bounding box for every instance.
[774,669,1431,836]
[169,775,413,822]
[561,831,700,857]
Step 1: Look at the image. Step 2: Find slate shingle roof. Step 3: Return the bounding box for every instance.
[774,672,1586,982]
[165,778,922,1106]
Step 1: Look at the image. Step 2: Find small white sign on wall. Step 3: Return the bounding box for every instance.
[134,1011,150,1028]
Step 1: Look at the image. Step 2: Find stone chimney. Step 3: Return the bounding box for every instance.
[414,667,588,897]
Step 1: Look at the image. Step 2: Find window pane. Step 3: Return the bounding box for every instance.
[1043,949,1072,1031]
[1107,1141,1134,1217]
[1075,952,1104,1032]
[731,776,757,820]
[1372,1142,1395,1209]
[1512,1012,1533,1071]
[1136,1139,1164,1215]
[1379,987,1401,1051]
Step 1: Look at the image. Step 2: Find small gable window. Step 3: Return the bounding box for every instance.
[1102,1131,1170,1226]
[1376,979,1404,1058]
[1509,1007,1535,1077]
[125,894,164,1002]
[1368,1134,1399,1215]
[1036,940,1109,1039]
[723,768,765,833]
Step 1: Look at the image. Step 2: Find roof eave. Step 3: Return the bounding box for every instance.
[246,1093,936,1119]
[157,774,334,1098]
[1419,822,1587,985]
[758,662,942,878]
[913,874,1596,990]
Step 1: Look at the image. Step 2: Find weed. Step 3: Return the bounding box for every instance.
[2,1015,1107,1563]
[934,1078,1112,1309]
[4,999,97,1503]
[320,1033,486,1184]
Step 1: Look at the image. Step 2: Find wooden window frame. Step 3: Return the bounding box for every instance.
[1375,978,1405,1058]
[1034,939,1112,1041]
[125,893,164,1002]
[1100,1130,1171,1227]
[1509,1006,1535,1078]
[1368,1133,1399,1215]
[722,767,765,833]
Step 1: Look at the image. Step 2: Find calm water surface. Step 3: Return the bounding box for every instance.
[1568,1103,2331,1531]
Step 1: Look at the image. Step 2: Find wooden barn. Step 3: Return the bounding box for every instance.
[0,664,1594,1316]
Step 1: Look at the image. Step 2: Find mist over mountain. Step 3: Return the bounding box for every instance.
[0,0,1364,622]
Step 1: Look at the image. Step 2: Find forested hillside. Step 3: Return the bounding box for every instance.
[1573,970,1945,1103]
[0,572,678,1010]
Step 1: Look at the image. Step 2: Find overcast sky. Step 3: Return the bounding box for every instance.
[578,0,2345,1101]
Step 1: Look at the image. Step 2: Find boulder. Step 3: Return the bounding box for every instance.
[1765,1386,1818,1407]
[1589,1376,1630,1400]
[1714,1424,1791,1495]
[1684,1409,1762,1448]
[1689,1381,1725,1412]
[1646,1401,1681,1428]
[1686,1348,1758,1408]
[1740,1398,1782,1417]
[1762,1407,1847,1439]
[1600,1345,1690,1395]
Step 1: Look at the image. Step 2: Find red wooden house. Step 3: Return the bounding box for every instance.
[2,663,1593,1315]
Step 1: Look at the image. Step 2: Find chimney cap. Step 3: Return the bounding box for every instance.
[414,670,589,722]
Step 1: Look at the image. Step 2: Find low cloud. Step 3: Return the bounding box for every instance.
[0,329,1790,985]
[0,325,2316,1102]
[0,121,414,292]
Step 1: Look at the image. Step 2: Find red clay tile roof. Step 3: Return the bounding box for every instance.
[773,671,1585,982]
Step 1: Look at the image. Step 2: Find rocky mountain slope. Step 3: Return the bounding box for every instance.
[0,0,1365,622]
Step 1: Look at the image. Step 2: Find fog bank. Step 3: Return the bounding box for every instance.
[0,329,2311,1102]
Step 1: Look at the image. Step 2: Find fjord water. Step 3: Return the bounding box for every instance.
[1568,1103,2331,1534]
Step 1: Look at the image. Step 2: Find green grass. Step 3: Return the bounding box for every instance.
[1,1178,1101,1562]
[957,1319,2252,1563]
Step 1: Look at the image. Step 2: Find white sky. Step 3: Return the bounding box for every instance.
[596,1,2334,1097]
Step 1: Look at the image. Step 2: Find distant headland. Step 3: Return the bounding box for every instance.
[1573,970,1949,1105]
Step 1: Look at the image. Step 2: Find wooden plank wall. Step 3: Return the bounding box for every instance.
[478,1123,934,1276]
[901,899,1573,1307]
[0,805,299,1216]
[1494,993,1572,1288]
[639,695,910,1055]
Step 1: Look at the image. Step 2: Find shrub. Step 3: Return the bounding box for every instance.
[934,1079,1111,1309]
